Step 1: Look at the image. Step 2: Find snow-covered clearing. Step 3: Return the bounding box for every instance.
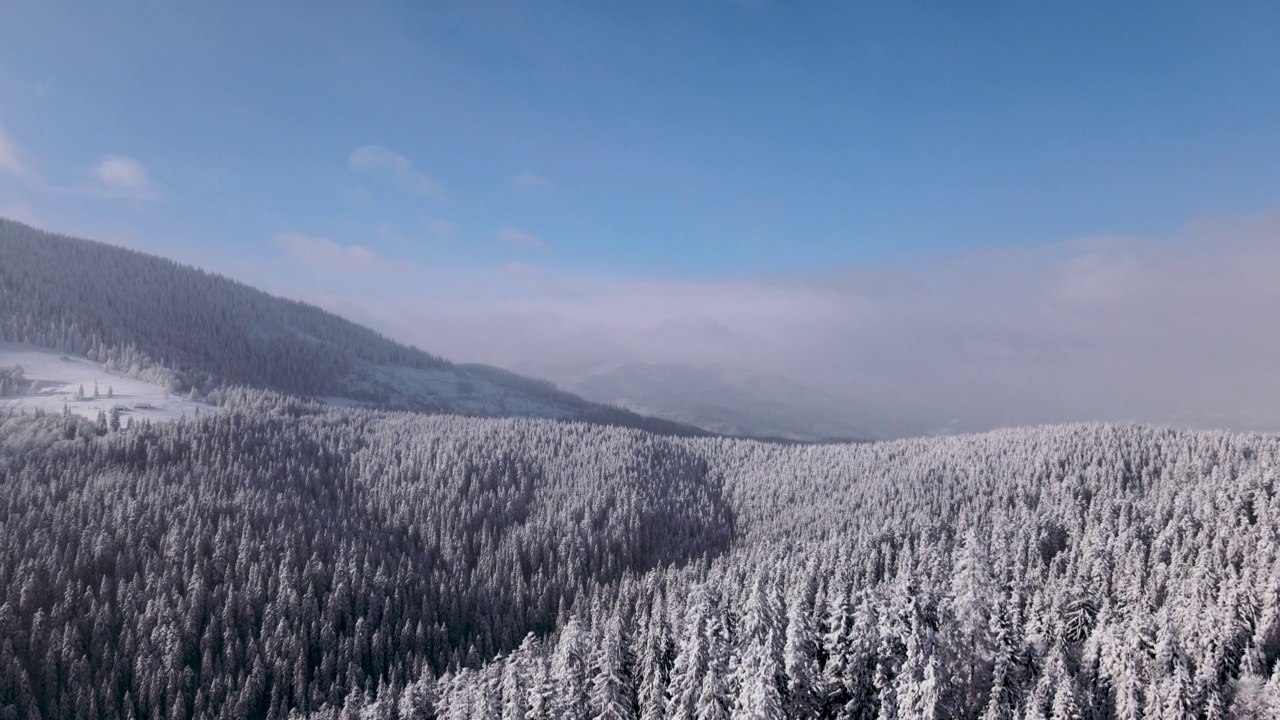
[0,342,213,422]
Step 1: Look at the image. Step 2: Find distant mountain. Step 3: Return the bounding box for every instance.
[521,361,930,441]
[0,219,705,435]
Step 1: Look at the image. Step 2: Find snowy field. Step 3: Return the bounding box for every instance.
[0,342,213,422]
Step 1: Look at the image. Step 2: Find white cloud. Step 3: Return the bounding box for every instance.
[275,232,402,275]
[61,154,160,200]
[0,125,157,202]
[497,225,548,250]
[95,155,149,190]
[0,124,25,175]
[349,145,448,202]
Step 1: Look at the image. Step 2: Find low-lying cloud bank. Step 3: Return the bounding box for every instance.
[312,210,1280,436]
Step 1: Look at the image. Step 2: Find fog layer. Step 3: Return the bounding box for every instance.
[310,212,1280,436]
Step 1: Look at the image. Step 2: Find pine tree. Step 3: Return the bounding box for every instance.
[635,612,670,720]
[552,617,590,720]
[500,658,528,720]
[733,636,785,720]
[1049,679,1082,720]
[693,670,730,720]
[667,597,711,720]
[523,652,554,720]
[589,615,635,720]
[896,624,944,720]
[951,530,997,708]
[783,586,821,718]
[1156,658,1196,720]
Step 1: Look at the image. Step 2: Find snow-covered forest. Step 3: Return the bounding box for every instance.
[1,222,1279,719]
[6,0,1278,716]
[1,389,1278,718]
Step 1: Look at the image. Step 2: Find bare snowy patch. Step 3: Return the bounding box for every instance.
[0,342,213,422]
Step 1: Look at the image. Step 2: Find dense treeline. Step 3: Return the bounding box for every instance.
[0,395,730,720]
[3,394,1279,718]
[393,426,1280,718]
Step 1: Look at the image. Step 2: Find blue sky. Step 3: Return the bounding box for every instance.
[2,1,1278,277]
[4,1,1280,433]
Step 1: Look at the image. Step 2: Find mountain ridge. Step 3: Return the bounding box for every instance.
[0,218,708,436]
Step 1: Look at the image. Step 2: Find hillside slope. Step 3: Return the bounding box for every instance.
[0,400,731,718]
[0,219,704,435]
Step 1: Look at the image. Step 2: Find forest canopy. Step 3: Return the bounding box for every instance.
[1,393,1278,718]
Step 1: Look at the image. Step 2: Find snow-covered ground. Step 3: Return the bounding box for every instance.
[0,342,213,422]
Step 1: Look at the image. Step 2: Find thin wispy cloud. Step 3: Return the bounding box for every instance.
[349,145,449,202]
[497,225,548,251]
[508,171,557,195]
[275,231,403,275]
[429,219,457,237]
[0,123,26,175]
